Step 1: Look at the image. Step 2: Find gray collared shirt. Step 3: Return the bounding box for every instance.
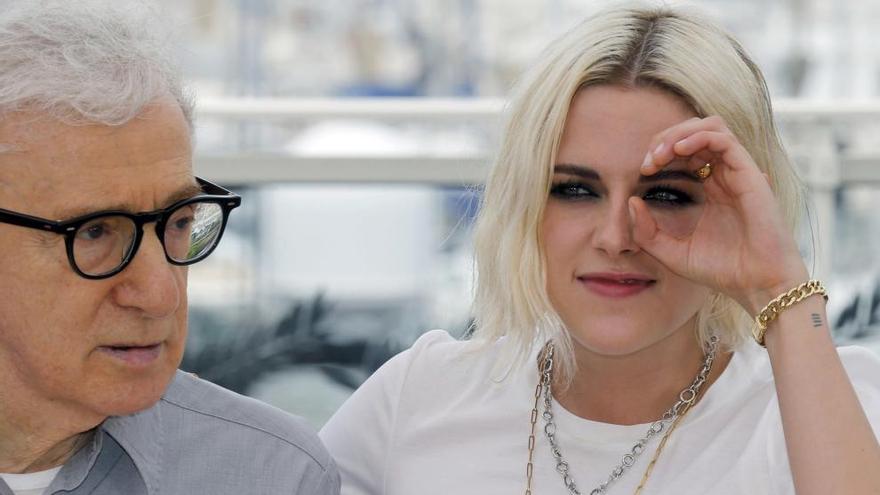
[0,371,340,495]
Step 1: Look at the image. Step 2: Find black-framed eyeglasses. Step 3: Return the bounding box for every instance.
[0,177,241,280]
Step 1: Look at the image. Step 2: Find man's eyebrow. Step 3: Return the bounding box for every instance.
[58,182,203,220]
[163,182,205,206]
[553,163,701,183]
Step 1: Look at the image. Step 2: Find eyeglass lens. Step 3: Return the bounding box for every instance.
[164,202,223,262]
[71,201,225,276]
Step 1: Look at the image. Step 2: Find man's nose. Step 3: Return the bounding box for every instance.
[111,227,182,317]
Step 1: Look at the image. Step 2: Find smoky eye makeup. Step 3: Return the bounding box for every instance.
[548,176,703,208]
[641,183,698,208]
[549,162,704,207]
[549,179,599,200]
[637,164,705,208]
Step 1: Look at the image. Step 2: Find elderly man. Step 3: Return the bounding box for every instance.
[0,2,338,494]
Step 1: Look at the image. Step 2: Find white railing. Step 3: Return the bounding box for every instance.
[193,97,880,184]
[197,97,880,121]
[192,97,880,279]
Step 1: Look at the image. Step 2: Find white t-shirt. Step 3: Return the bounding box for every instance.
[0,466,62,495]
[320,329,880,495]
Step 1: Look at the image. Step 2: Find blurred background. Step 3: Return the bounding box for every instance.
[158,0,880,427]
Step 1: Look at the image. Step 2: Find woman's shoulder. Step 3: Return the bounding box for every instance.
[386,329,508,389]
[726,341,880,418]
[328,330,502,408]
[837,343,880,389]
[837,343,880,367]
[405,328,472,360]
[698,340,880,421]
[319,329,519,440]
[726,340,880,388]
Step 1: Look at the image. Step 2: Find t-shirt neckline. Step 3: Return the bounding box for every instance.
[546,342,761,445]
[0,465,63,490]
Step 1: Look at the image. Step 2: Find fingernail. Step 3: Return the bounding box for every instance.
[654,142,664,155]
[641,152,653,169]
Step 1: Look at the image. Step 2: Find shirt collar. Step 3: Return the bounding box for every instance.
[102,398,165,494]
[46,429,102,492]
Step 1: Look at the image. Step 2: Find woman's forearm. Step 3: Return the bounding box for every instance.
[764,295,880,494]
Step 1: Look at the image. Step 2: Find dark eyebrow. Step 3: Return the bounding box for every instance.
[640,169,702,184]
[553,164,600,180]
[553,163,702,183]
[58,181,203,220]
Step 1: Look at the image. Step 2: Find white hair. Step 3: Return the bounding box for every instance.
[0,0,193,130]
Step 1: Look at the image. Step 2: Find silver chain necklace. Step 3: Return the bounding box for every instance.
[536,336,719,495]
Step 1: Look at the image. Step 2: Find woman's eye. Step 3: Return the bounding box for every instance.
[643,187,694,206]
[549,182,597,200]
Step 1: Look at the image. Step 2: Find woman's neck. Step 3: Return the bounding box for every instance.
[553,328,733,425]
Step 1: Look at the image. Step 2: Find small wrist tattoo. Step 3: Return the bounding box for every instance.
[811,313,823,328]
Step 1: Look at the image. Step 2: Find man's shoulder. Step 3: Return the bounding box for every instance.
[159,370,333,470]
[99,371,339,493]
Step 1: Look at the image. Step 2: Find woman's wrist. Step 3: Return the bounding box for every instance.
[753,280,828,346]
[761,294,833,352]
[737,265,811,317]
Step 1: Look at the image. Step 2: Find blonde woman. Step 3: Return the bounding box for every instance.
[319,3,880,494]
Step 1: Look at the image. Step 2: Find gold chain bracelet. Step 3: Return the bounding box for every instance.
[752,279,828,346]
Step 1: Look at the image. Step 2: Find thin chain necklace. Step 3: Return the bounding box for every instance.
[525,336,718,495]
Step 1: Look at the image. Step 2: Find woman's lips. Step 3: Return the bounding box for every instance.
[97,343,162,367]
[578,273,656,298]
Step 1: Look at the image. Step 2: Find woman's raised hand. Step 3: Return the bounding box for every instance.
[630,115,809,314]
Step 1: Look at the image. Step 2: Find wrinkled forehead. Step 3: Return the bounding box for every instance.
[0,101,195,218]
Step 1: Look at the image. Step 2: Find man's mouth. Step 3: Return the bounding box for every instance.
[97,343,163,366]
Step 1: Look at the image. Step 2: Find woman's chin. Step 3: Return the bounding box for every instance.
[566,325,677,358]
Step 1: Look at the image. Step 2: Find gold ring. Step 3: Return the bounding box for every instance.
[696,163,712,180]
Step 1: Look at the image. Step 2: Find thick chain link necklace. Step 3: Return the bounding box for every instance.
[525,336,719,495]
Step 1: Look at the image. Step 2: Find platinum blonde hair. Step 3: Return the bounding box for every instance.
[0,0,192,131]
[470,1,805,383]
